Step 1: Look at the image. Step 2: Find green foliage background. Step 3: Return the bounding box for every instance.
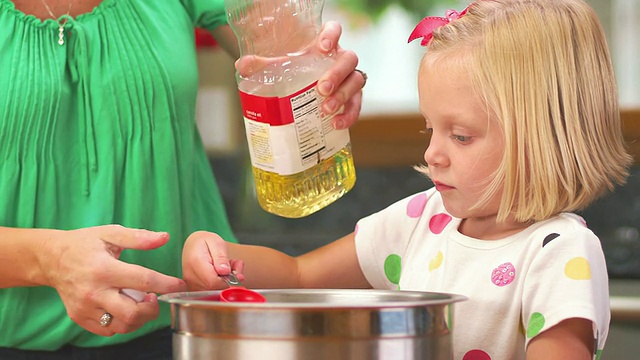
[332,0,456,22]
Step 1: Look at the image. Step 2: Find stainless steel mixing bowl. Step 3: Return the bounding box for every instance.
[159,288,466,360]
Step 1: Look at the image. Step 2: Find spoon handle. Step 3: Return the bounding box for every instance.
[120,288,146,302]
[219,273,242,287]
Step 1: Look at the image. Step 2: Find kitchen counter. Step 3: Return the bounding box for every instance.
[605,279,640,359]
[610,279,640,322]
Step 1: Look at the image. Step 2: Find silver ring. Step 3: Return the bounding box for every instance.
[355,69,367,88]
[99,312,113,327]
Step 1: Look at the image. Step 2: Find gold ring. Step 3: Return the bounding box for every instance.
[99,312,113,327]
[355,69,367,88]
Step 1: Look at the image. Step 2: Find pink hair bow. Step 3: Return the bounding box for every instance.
[408,4,472,46]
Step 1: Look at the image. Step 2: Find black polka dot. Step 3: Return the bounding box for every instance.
[542,233,560,247]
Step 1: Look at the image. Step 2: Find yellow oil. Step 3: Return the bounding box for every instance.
[252,144,356,218]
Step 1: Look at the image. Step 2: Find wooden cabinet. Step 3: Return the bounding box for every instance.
[350,109,640,168]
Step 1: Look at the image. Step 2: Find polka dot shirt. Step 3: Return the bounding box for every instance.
[355,188,609,360]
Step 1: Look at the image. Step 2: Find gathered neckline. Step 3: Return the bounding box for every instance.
[0,0,117,27]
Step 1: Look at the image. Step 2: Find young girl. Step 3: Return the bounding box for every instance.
[182,0,632,358]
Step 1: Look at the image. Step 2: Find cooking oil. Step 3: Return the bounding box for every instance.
[252,145,356,218]
[226,0,356,218]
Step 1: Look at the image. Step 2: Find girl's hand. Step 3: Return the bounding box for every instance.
[38,225,187,336]
[182,231,245,291]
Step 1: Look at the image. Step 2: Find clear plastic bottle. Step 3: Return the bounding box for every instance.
[224,0,356,218]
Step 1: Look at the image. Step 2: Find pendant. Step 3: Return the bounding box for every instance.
[58,25,65,45]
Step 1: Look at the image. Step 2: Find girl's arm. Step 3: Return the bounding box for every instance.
[526,318,596,360]
[182,231,371,290]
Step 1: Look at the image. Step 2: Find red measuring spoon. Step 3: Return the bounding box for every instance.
[219,273,266,303]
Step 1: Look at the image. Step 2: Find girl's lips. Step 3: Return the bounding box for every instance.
[434,182,454,191]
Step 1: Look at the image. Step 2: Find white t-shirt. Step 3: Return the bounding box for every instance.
[355,187,610,360]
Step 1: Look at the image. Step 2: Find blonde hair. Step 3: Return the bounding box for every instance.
[421,0,632,222]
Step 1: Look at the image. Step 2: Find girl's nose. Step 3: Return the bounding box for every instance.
[424,134,447,167]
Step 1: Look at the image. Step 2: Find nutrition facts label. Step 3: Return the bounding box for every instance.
[239,81,350,176]
[290,86,326,167]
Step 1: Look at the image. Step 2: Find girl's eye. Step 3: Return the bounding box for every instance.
[452,135,471,143]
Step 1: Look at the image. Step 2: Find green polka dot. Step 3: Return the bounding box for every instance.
[384,254,402,285]
[526,312,545,338]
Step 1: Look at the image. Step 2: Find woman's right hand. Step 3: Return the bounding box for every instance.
[38,225,187,336]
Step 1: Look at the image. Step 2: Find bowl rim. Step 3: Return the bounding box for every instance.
[158,288,468,308]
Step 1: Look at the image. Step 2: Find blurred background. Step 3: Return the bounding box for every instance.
[195,0,640,357]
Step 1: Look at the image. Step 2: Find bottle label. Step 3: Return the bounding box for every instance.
[239,82,350,176]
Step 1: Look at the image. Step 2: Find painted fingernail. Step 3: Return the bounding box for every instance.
[321,39,332,51]
[318,81,333,95]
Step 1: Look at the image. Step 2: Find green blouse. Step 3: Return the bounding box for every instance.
[0,0,238,350]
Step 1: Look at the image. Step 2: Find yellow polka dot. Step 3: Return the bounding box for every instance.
[429,251,443,272]
[564,257,591,280]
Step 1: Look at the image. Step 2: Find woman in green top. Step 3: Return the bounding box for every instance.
[0,0,366,358]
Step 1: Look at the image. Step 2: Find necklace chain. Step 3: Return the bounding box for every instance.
[39,0,73,46]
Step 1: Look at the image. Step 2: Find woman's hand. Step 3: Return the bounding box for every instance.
[182,231,244,291]
[231,20,366,130]
[38,225,187,336]
[314,20,365,129]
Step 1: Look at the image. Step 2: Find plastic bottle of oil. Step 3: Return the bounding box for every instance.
[224,0,356,218]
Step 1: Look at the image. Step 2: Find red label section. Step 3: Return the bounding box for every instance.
[238,82,318,126]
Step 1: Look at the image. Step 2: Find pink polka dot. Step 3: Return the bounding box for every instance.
[429,213,452,234]
[406,193,428,218]
[578,216,587,227]
[491,262,516,287]
[463,349,491,360]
